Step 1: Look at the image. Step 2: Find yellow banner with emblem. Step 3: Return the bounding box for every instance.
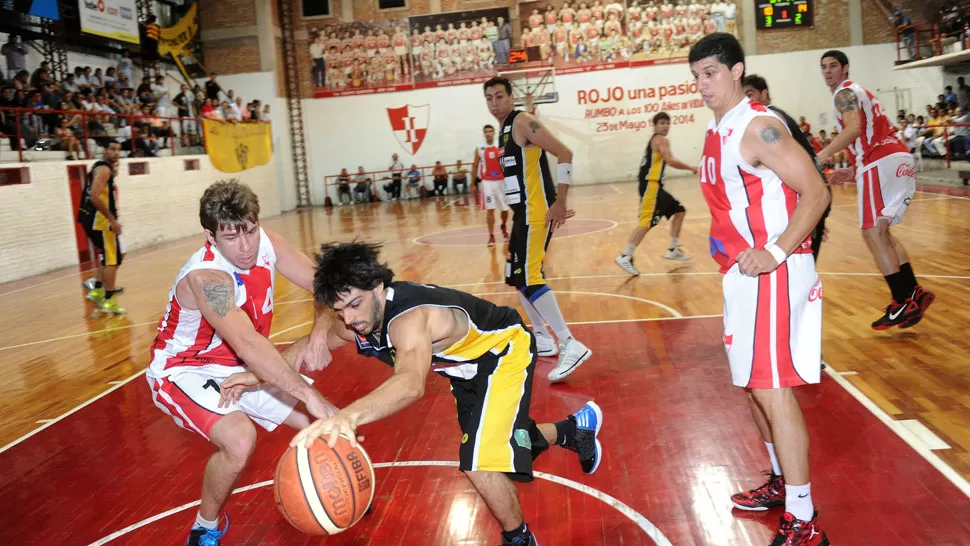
[203,119,273,173]
[153,3,198,56]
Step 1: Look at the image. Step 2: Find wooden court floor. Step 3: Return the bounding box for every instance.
[1,177,969,544]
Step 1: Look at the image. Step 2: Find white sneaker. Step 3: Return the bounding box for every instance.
[548,338,592,382]
[615,254,640,276]
[535,331,559,357]
[664,247,691,261]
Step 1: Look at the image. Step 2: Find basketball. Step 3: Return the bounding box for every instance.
[273,436,375,535]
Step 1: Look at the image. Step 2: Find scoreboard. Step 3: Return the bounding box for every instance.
[755,0,812,29]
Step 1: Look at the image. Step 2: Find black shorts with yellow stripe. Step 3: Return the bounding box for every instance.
[449,325,549,482]
[638,182,686,228]
[505,212,552,288]
[84,224,125,267]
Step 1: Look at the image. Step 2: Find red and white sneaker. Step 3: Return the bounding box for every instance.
[731,473,785,511]
[487,234,496,247]
[770,510,829,546]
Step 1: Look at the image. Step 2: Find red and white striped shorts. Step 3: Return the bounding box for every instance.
[721,253,822,389]
[857,153,916,229]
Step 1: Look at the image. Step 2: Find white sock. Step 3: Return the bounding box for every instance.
[669,237,679,250]
[532,289,572,343]
[516,291,549,337]
[785,482,813,521]
[622,243,636,257]
[194,511,218,530]
[765,441,783,476]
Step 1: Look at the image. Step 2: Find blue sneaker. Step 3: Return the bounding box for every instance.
[568,401,603,474]
[187,515,229,546]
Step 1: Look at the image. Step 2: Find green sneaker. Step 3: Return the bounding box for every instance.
[100,295,127,314]
[87,287,105,304]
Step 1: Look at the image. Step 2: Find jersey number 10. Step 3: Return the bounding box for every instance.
[699,156,718,185]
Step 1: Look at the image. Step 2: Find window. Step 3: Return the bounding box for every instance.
[378,0,407,10]
[184,159,201,171]
[0,167,29,186]
[302,0,332,18]
[128,162,149,176]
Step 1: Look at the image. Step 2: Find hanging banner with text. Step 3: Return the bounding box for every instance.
[203,120,274,173]
[79,0,139,44]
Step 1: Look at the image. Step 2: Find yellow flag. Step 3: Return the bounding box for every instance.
[157,3,199,57]
[203,119,273,173]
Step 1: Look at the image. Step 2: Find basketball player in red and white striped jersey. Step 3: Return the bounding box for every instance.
[472,124,510,246]
[146,181,338,546]
[690,34,831,546]
[817,50,934,330]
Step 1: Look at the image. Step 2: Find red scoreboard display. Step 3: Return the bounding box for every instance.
[755,0,812,29]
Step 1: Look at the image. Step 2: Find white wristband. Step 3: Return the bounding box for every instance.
[765,244,788,265]
[557,162,573,185]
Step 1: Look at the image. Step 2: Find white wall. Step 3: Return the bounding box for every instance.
[0,153,280,284]
[302,42,943,198]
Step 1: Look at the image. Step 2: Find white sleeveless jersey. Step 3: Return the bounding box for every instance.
[148,228,277,379]
[699,98,812,273]
[832,79,909,171]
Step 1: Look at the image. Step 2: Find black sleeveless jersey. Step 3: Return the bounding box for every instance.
[499,109,557,224]
[354,281,525,379]
[77,160,116,228]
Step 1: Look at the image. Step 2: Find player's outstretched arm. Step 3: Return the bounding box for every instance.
[736,117,831,276]
[818,88,861,164]
[291,308,433,448]
[655,135,699,174]
[184,268,326,407]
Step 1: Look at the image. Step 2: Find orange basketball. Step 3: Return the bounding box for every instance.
[273,436,375,535]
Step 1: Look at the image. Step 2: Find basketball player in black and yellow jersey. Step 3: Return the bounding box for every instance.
[482,76,592,383]
[288,242,604,546]
[742,75,831,263]
[78,141,126,313]
[615,112,698,276]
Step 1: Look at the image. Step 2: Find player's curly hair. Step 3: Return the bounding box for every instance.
[199,179,260,234]
[314,241,395,307]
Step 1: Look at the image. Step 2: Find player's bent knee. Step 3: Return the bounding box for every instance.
[211,411,257,461]
[519,284,550,302]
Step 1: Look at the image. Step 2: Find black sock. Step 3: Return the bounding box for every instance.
[885,272,911,303]
[554,418,577,447]
[94,281,103,289]
[105,290,117,299]
[899,262,918,295]
[501,522,530,543]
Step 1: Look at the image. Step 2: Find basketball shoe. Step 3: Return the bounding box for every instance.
[187,516,228,546]
[664,246,691,261]
[566,401,603,474]
[534,331,559,357]
[86,287,105,305]
[615,254,640,276]
[770,510,829,546]
[902,285,936,329]
[731,472,785,511]
[488,234,496,247]
[871,298,920,330]
[547,338,592,381]
[100,295,127,314]
[83,278,124,293]
[501,530,540,545]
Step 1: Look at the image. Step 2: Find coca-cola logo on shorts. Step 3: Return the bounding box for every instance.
[896,163,917,179]
[808,279,824,302]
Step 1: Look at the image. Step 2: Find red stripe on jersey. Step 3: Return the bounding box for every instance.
[151,298,183,354]
[773,262,799,384]
[739,168,769,248]
[750,273,774,388]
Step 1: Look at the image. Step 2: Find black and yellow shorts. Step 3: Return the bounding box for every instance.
[638,182,686,228]
[447,325,548,482]
[505,213,552,288]
[85,225,125,267]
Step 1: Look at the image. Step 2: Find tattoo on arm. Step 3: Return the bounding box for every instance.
[834,89,859,113]
[759,125,782,145]
[201,280,234,317]
[529,120,542,134]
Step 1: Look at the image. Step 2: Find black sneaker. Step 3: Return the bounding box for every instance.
[186,516,228,546]
[502,531,540,545]
[871,299,921,330]
[565,401,603,474]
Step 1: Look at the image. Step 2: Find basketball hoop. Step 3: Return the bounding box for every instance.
[497,66,558,114]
